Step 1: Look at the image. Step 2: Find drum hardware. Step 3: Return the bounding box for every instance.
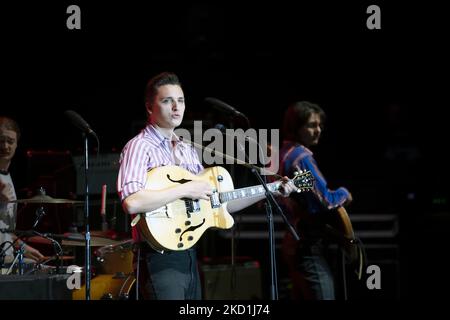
[1,187,83,275]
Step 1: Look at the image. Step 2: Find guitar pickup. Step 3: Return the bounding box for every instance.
[210,190,221,209]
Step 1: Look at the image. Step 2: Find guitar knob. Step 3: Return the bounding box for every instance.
[177,243,184,248]
[175,228,182,233]
[187,236,194,241]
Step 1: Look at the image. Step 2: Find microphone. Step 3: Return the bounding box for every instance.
[205,97,244,117]
[214,123,227,132]
[65,110,97,137]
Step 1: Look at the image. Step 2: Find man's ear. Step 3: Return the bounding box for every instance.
[145,101,152,117]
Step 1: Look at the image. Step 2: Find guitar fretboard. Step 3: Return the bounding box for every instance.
[219,182,281,203]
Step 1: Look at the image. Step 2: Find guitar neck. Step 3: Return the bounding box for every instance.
[219,182,281,203]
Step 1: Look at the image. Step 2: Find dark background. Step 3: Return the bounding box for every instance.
[2,1,449,300]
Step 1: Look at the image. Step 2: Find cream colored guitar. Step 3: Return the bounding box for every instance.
[132,165,314,252]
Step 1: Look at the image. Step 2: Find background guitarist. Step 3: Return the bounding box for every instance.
[117,72,295,300]
[279,101,353,300]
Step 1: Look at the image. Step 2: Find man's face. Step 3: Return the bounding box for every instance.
[298,113,322,147]
[0,127,18,163]
[150,84,185,129]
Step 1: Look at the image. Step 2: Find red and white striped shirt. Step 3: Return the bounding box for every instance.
[117,124,203,242]
[117,124,203,201]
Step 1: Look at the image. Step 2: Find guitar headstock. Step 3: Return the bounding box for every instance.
[292,170,314,192]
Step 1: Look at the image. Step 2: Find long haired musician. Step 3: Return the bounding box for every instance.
[279,101,354,300]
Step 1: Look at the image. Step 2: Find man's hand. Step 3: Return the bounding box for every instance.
[23,244,45,262]
[275,176,297,198]
[344,192,353,206]
[182,181,213,200]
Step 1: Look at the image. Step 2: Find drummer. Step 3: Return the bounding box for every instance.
[0,116,44,264]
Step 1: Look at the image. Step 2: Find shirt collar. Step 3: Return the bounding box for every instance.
[144,124,187,149]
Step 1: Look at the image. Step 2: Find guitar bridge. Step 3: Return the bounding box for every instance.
[184,199,201,214]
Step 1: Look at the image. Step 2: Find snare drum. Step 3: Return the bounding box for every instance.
[95,239,134,274]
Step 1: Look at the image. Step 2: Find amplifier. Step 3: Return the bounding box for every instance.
[201,261,263,300]
[0,274,72,300]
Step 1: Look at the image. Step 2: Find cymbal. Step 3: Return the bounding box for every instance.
[42,255,75,262]
[21,232,120,247]
[10,194,84,204]
[61,233,122,247]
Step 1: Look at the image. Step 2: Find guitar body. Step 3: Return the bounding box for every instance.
[336,206,355,242]
[327,206,358,264]
[335,206,365,278]
[284,205,358,263]
[137,166,235,252]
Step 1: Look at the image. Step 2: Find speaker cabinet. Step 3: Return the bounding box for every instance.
[201,261,262,300]
[0,274,72,300]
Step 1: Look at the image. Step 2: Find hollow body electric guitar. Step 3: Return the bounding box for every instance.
[132,165,314,252]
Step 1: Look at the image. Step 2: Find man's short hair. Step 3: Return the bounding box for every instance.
[144,72,181,111]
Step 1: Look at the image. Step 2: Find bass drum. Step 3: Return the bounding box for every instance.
[95,239,134,275]
[72,273,136,300]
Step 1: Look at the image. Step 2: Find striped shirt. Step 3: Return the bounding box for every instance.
[117,124,203,242]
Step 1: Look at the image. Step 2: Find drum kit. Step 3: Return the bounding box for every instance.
[0,189,135,300]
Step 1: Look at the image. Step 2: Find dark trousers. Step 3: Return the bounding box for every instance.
[295,240,335,300]
[135,244,201,300]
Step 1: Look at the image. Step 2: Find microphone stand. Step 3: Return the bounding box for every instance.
[227,119,237,299]
[65,110,98,300]
[204,120,300,300]
[233,136,280,299]
[237,113,300,300]
[250,167,278,299]
[242,140,299,300]
[83,132,92,300]
[242,112,302,300]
